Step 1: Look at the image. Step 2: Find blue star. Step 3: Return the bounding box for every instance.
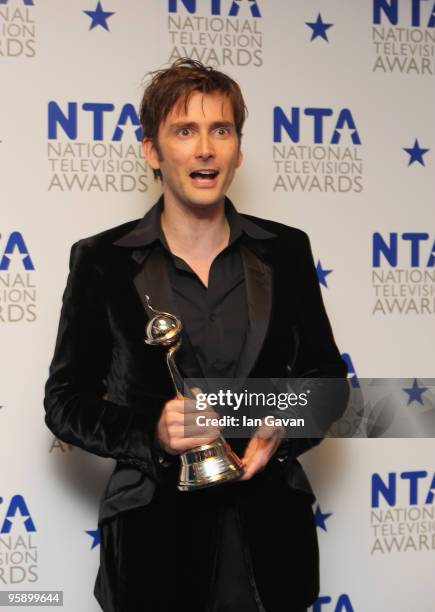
[316,261,333,288]
[314,504,332,531]
[84,2,115,31]
[403,379,428,406]
[86,529,100,549]
[306,14,333,42]
[403,139,430,166]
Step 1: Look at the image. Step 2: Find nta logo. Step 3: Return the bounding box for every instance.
[313,594,354,612]
[373,233,435,267]
[273,108,361,145]
[373,0,435,27]
[169,0,261,17]
[0,232,34,271]
[372,471,435,507]
[0,495,36,533]
[0,0,34,5]
[48,102,142,142]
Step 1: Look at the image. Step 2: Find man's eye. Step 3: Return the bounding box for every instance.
[177,128,192,136]
[215,127,230,135]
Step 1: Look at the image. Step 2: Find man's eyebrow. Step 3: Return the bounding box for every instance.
[168,120,235,129]
[210,121,235,129]
[168,121,197,129]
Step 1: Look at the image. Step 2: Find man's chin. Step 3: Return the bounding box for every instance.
[182,192,225,210]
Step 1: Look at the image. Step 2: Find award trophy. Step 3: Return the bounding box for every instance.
[144,295,244,491]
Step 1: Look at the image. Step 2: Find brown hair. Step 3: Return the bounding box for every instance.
[139,58,247,179]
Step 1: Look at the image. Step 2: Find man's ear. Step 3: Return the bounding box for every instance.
[142,138,161,171]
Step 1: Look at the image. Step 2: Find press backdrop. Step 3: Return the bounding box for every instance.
[1,1,434,611]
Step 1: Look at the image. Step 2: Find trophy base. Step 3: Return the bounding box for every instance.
[178,438,244,492]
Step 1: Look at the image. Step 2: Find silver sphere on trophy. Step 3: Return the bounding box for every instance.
[144,294,244,491]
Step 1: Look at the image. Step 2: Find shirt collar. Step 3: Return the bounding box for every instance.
[113,195,276,249]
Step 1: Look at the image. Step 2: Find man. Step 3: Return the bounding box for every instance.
[44,59,348,612]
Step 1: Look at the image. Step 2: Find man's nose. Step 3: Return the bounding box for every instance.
[195,131,215,159]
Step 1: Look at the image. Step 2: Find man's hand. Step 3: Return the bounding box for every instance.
[240,421,285,481]
[156,389,221,455]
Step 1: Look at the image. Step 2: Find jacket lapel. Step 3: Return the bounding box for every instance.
[235,244,273,379]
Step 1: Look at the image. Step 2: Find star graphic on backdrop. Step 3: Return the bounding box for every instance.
[86,529,101,549]
[314,505,332,531]
[403,139,430,166]
[403,379,428,406]
[84,2,115,31]
[331,127,361,146]
[112,121,143,143]
[316,261,333,288]
[306,14,333,42]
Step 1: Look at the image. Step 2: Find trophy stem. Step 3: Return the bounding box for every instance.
[166,342,184,398]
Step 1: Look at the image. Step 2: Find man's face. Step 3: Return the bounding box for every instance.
[143,91,243,210]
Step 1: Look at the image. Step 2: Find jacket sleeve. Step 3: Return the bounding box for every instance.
[44,241,164,479]
[286,231,349,458]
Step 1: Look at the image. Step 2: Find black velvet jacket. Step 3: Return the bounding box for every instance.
[44,198,348,612]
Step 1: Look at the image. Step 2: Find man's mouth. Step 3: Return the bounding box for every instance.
[189,169,219,180]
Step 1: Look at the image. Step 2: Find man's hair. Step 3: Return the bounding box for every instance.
[139,58,247,180]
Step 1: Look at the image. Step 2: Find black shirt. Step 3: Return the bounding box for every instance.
[163,214,247,380]
[140,197,275,382]
[137,197,275,612]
